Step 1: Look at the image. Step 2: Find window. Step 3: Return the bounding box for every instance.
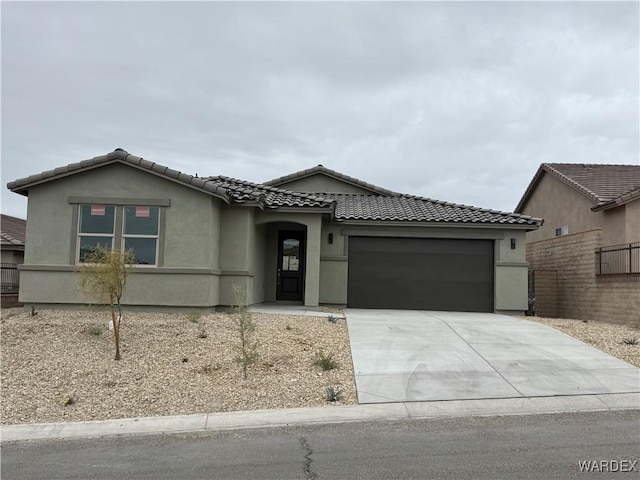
[78,205,115,263]
[123,206,159,265]
[77,204,160,265]
[281,238,300,271]
[555,226,568,237]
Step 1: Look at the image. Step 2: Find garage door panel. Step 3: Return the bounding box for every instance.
[347,237,494,312]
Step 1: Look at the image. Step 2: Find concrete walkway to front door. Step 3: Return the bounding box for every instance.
[346,309,640,404]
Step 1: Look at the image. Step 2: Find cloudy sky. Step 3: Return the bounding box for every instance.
[2,1,638,219]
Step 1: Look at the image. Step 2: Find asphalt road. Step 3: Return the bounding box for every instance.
[2,410,639,480]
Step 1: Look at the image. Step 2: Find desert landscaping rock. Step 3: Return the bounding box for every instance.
[2,308,638,426]
[526,316,640,368]
[1,308,356,425]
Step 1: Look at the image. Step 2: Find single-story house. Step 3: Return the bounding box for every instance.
[7,149,541,313]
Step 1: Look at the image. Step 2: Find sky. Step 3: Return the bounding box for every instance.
[2,1,638,220]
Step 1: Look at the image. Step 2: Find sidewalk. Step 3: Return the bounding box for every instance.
[2,393,638,443]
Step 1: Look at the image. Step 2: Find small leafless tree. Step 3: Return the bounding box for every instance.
[80,245,136,360]
[232,285,260,379]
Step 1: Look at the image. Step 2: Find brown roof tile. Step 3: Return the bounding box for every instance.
[516,163,640,212]
[206,176,335,209]
[7,151,541,227]
[1,214,26,246]
[333,194,540,225]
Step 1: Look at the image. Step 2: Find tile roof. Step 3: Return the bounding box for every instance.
[516,163,640,212]
[6,149,231,201]
[1,214,26,247]
[6,149,541,227]
[264,164,401,196]
[205,176,335,209]
[332,194,541,225]
[6,149,334,211]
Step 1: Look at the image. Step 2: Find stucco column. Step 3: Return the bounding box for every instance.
[304,216,322,307]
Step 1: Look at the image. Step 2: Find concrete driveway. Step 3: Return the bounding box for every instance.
[345,309,640,404]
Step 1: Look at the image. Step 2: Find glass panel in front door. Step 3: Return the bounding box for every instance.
[281,238,300,271]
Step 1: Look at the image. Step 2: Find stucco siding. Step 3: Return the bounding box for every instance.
[18,269,220,306]
[162,194,221,269]
[225,209,268,306]
[249,223,267,305]
[521,172,603,243]
[19,163,224,307]
[219,207,251,271]
[24,184,75,265]
[521,172,633,246]
[602,206,627,246]
[275,175,378,194]
[625,201,640,243]
[319,221,348,304]
[494,265,528,311]
[319,259,348,304]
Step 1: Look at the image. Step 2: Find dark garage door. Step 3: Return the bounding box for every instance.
[347,237,494,312]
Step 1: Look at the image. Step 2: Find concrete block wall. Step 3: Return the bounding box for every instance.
[527,229,640,327]
[532,270,558,318]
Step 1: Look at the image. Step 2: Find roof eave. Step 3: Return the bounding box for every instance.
[7,151,233,204]
[265,205,335,214]
[591,189,640,212]
[7,159,122,196]
[335,219,541,230]
[515,164,602,213]
[514,165,545,213]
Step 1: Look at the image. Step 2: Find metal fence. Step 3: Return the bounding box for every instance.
[1,263,20,293]
[595,242,640,275]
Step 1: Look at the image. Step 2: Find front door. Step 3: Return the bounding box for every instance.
[276,230,305,301]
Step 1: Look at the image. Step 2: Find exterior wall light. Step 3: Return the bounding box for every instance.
[511,238,516,250]
[328,233,334,244]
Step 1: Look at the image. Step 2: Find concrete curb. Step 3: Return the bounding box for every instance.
[2,393,638,443]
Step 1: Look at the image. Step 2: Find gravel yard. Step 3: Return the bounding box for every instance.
[2,308,638,426]
[1,308,356,425]
[526,316,640,368]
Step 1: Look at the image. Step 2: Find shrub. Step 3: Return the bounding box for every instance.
[623,337,638,345]
[327,315,339,324]
[187,310,202,324]
[325,387,343,402]
[313,351,338,371]
[198,326,208,338]
[87,324,104,336]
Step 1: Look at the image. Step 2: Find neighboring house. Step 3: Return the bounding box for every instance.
[515,163,640,245]
[7,149,541,313]
[1,214,26,306]
[515,163,639,325]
